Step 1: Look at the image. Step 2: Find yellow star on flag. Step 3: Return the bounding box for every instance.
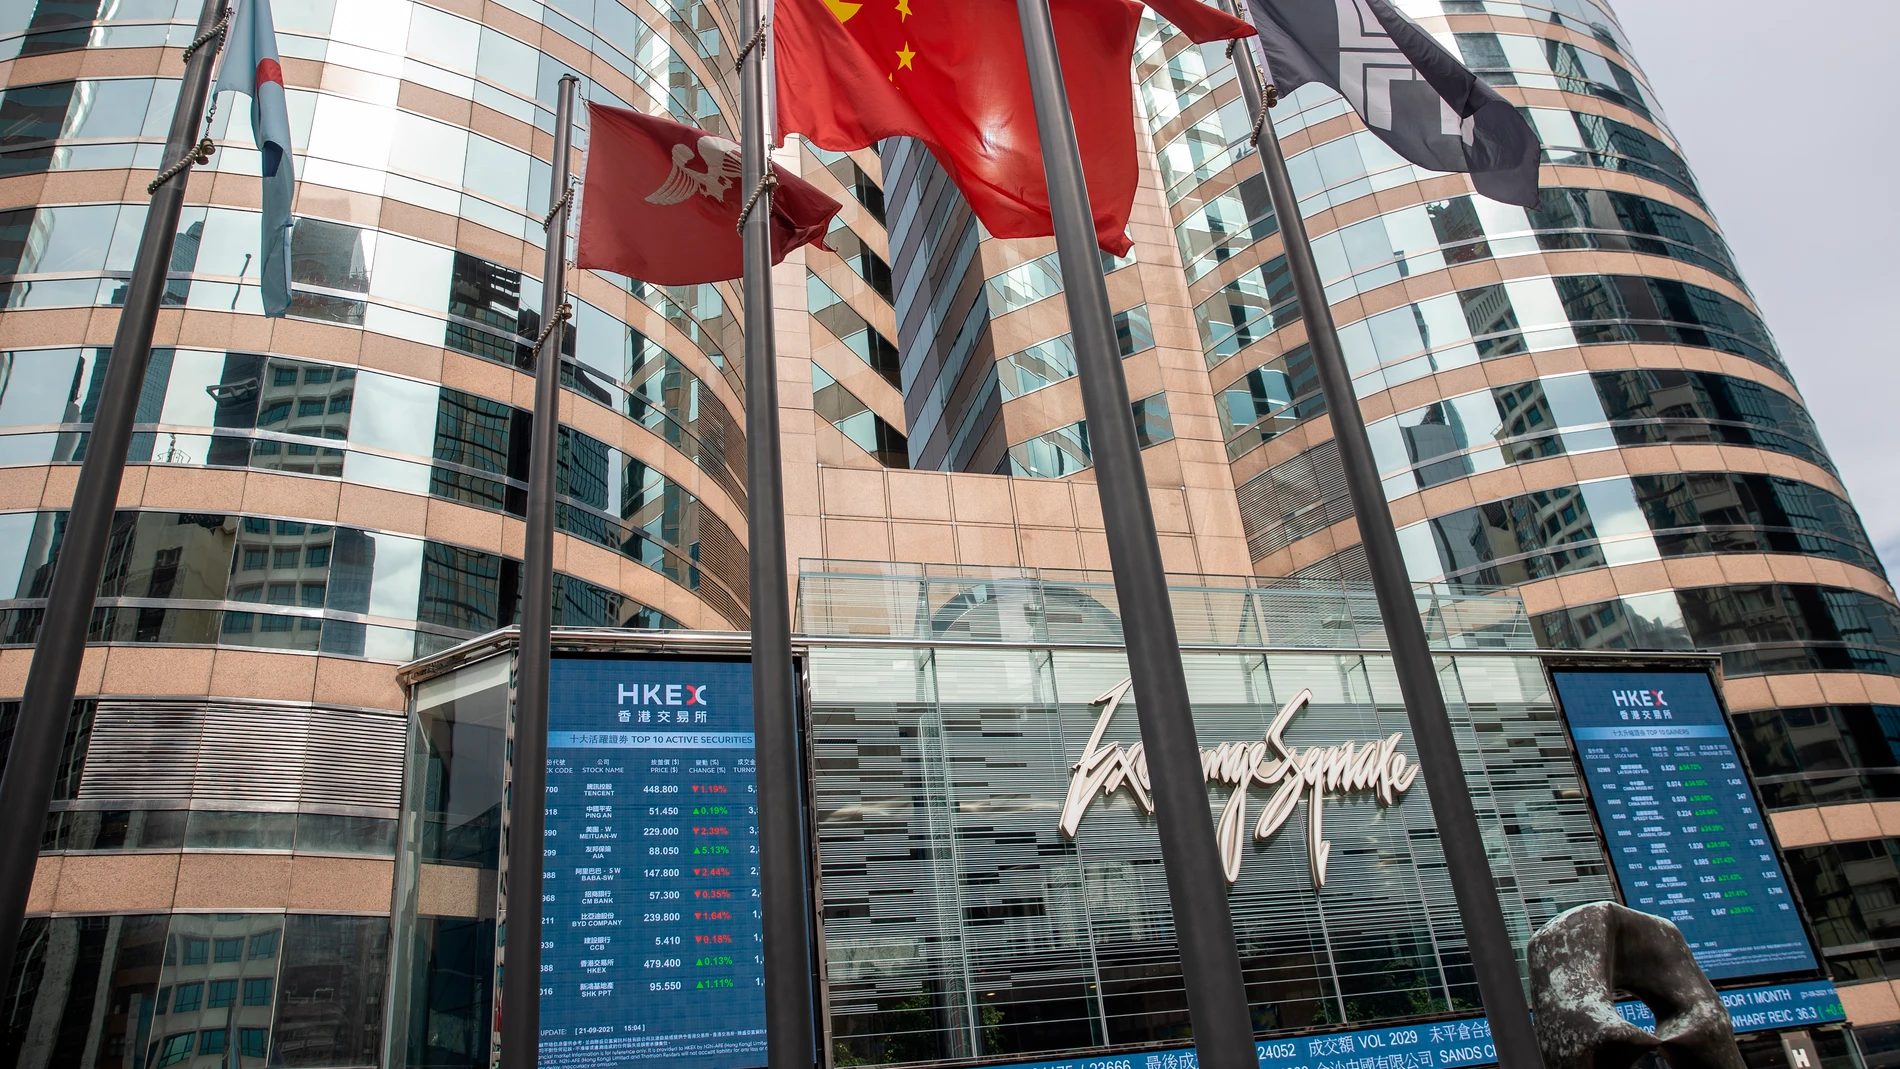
[896,0,912,18]
[896,42,915,70]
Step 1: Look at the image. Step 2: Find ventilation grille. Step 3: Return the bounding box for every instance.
[78,701,406,811]
[1235,439,1352,561]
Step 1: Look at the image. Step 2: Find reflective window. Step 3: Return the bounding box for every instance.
[1176,172,1277,283]
[1204,271,1787,402]
[998,305,1153,400]
[1734,704,1900,811]
[813,363,908,468]
[1003,420,1092,480]
[0,509,683,657]
[0,77,174,176]
[985,248,1135,317]
[809,273,901,388]
[0,344,744,606]
[1196,254,1300,364]
[1156,96,1257,203]
[805,144,887,225]
[1417,0,1633,58]
[1137,38,1235,132]
[1001,393,1175,478]
[617,338,744,502]
[1533,583,1900,678]
[0,910,395,1069]
[1342,368,1834,493]
[1527,107,1700,203]
[1130,393,1175,448]
[1217,358,1327,460]
[1455,32,1658,120]
[824,218,894,304]
[1783,839,1900,983]
[1277,187,1743,308]
[1399,472,1883,589]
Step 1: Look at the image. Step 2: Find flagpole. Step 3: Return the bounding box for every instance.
[498,70,578,1069]
[1216,3,1546,1063]
[737,1,819,1068]
[1011,4,1257,1067]
[0,0,228,990]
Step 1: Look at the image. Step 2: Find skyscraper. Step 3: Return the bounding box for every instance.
[881,0,1900,1043]
[0,0,1895,1066]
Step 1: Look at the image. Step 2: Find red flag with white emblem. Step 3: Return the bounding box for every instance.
[575,103,843,286]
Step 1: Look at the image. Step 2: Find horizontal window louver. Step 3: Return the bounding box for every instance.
[77,701,406,812]
[1293,544,1373,584]
[1236,439,1351,561]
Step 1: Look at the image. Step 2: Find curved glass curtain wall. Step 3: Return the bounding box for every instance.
[0,508,680,659]
[0,2,755,1066]
[1140,0,1900,864]
[1208,270,1784,460]
[0,0,757,649]
[0,345,750,625]
[1532,584,1900,679]
[1223,367,1838,490]
[1185,184,1742,300]
[0,198,744,437]
[1393,471,1884,587]
[1359,369,1837,494]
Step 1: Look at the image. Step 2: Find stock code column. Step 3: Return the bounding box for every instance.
[540,656,769,1069]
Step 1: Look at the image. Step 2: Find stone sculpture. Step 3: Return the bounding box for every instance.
[1528,901,1744,1069]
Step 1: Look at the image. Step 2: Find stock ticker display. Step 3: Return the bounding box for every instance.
[1553,669,1819,981]
[539,656,768,1069]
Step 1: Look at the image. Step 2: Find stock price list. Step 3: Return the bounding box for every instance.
[1554,670,1817,981]
[539,657,768,1069]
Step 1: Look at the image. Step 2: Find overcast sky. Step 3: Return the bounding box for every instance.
[1608,1,1900,571]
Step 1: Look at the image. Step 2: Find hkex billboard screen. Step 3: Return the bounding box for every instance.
[1553,669,1818,981]
[539,656,767,1069]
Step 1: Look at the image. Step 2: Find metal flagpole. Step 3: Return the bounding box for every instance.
[1011,4,1256,1067]
[737,1,819,1068]
[0,0,228,989]
[498,71,579,1069]
[1216,3,1545,1063]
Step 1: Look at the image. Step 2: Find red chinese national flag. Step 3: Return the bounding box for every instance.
[576,102,842,285]
[775,0,1253,256]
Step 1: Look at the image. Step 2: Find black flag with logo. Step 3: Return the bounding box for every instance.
[1245,0,1541,207]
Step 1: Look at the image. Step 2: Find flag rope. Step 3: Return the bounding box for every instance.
[1248,84,1277,147]
[736,170,778,232]
[734,17,769,72]
[532,302,573,355]
[147,15,230,194]
[146,137,217,194]
[543,180,576,231]
[181,12,229,61]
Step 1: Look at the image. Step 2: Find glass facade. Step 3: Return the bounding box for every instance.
[808,645,1599,1063]
[1,912,386,1069]
[389,567,1632,1069]
[2,0,758,1064]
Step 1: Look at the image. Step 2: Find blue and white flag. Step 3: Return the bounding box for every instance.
[215,0,295,316]
[1245,0,1542,208]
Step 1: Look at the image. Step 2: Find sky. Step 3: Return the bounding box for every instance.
[1609,1,1900,571]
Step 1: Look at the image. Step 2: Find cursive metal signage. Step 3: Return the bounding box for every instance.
[1058,679,1418,887]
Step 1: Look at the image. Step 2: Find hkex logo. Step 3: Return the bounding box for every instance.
[1611,688,1667,708]
[617,683,708,706]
